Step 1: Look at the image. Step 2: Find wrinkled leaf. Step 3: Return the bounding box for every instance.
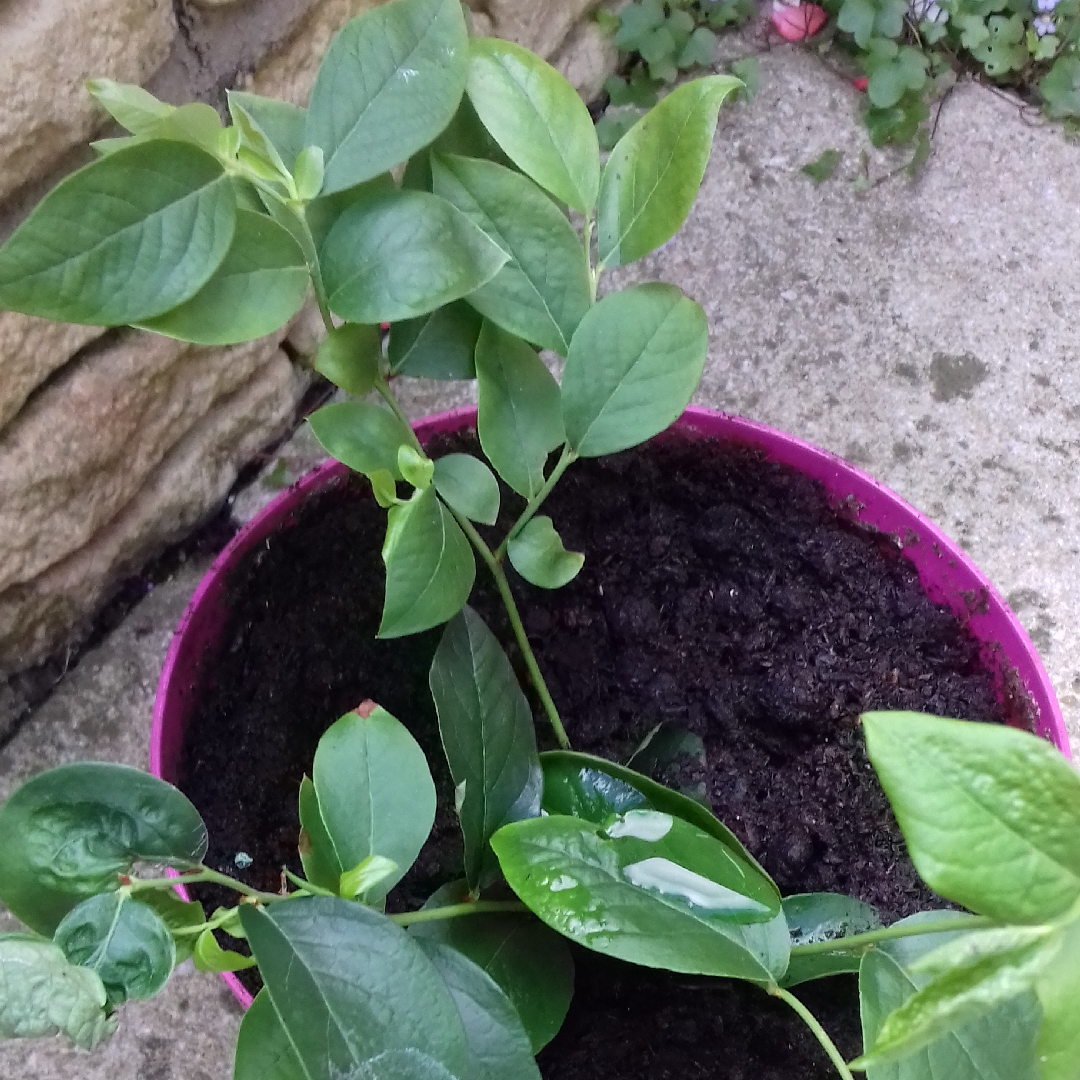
[389,301,482,380]
[562,283,707,457]
[0,763,207,935]
[475,322,565,497]
[306,0,469,194]
[432,455,501,526]
[467,37,600,212]
[431,153,591,356]
[54,891,175,1004]
[380,486,476,638]
[308,400,413,480]
[862,711,1080,923]
[507,516,584,589]
[0,141,235,325]
[313,704,437,902]
[430,607,542,888]
[234,988,305,1080]
[315,323,382,396]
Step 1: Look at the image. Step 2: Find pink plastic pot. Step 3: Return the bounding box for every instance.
[150,405,1069,1007]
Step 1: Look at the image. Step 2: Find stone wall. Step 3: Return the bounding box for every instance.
[0,0,618,680]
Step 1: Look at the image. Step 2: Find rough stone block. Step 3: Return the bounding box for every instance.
[552,16,619,102]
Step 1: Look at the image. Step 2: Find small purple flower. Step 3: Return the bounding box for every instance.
[1034,13,1057,34]
[1035,0,1058,12]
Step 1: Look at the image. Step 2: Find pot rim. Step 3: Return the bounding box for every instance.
[150,404,1068,1009]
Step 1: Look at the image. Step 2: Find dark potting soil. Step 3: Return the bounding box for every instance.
[178,430,1015,1080]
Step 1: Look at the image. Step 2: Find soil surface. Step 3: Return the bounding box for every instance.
[178,430,1012,1080]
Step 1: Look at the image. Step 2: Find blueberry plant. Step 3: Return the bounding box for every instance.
[0,0,1078,1078]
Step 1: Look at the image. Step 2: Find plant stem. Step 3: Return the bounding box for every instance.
[374,377,424,453]
[390,901,527,927]
[449,507,571,749]
[769,986,856,1080]
[788,916,993,959]
[128,867,288,905]
[282,867,337,898]
[495,444,578,559]
[583,214,599,302]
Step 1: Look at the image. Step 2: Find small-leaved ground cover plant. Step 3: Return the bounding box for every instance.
[0,1,1078,1077]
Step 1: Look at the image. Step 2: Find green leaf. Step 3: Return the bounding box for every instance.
[193,928,257,972]
[304,172,397,250]
[389,301,482,380]
[864,91,929,147]
[605,73,659,108]
[226,92,307,173]
[293,146,325,201]
[1041,56,1080,119]
[595,107,646,152]
[562,283,707,457]
[313,704,437,901]
[491,814,789,981]
[229,96,294,187]
[380,486,476,637]
[399,445,435,489]
[210,906,247,940]
[86,78,173,133]
[234,988,305,1080]
[305,0,469,194]
[54,891,175,1005]
[416,940,541,1080]
[474,322,565,498]
[137,209,308,344]
[597,75,739,268]
[507,516,584,589]
[315,323,382,395]
[433,455,501,525]
[0,935,117,1050]
[856,947,1041,1079]
[431,153,591,356]
[308,400,413,480]
[861,711,1080,922]
[678,26,718,68]
[410,882,574,1053]
[320,188,508,324]
[339,855,399,901]
[135,889,205,965]
[0,140,236,325]
[616,0,666,49]
[540,749,777,896]
[0,763,207,935]
[429,607,542,889]
[466,37,600,213]
[241,898,472,1079]
[958,13,991,49]
[298,775,344,894]
[780,892,882,987]
[864,40,929,109]
[1036,915,1080,1080]
[838,0,908,47]
[907,129,932,178]
[971,14,1028,76]
[801,148,843,183]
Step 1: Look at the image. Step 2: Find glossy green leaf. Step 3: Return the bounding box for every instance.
[507,516,584,589]
[475,322,564,498]
[492,814,788,982]
[241,898,472,1079]
[389,301,482,380]
[431,154,591,355]
[856,948,1041,1080]
[540,749,776,892]
[430,607,542,888]
[0,935,117,1049]
[340,855,399,901]
[86,78,174,133]
[780,892,882,987]
[312,705,436,901]
[433,455,500,525]
[234,988,305,1080]
[304,172,397,250]
[0,141,235,325]
[135,889,205,965]
[399,445,435,489]
[308,400,413,480]
[416,940,540,1080]
[862,711,1080,922]
[597,75,739,268]
[315,323,382,395]
[137,209,308,344]
[466,37,600,213]
[562,283,708,457]
[298,775,343,894]
[0,763,207,935]
[306,0,469,194]
[54,891,175,1004]
[226,92,307,173]
[193,928,256,972]
[320,189,508,324]
[371,469,401,509]
[380,486,476,637]
[410,881,574,1053]
[1036,915,1080,1080]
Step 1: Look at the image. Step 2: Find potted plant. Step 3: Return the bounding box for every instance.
[0,0,1077,1076]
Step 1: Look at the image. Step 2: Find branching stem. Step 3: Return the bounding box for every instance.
[769,985,855,1080]
[788,916,993,959]
[374,377,424,453]
[128,867,287,905]
[495,444,578,559]
[389,901,526,927]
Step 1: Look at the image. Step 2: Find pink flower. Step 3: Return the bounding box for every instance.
[852,76,869,91]
[770,2,828,41]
